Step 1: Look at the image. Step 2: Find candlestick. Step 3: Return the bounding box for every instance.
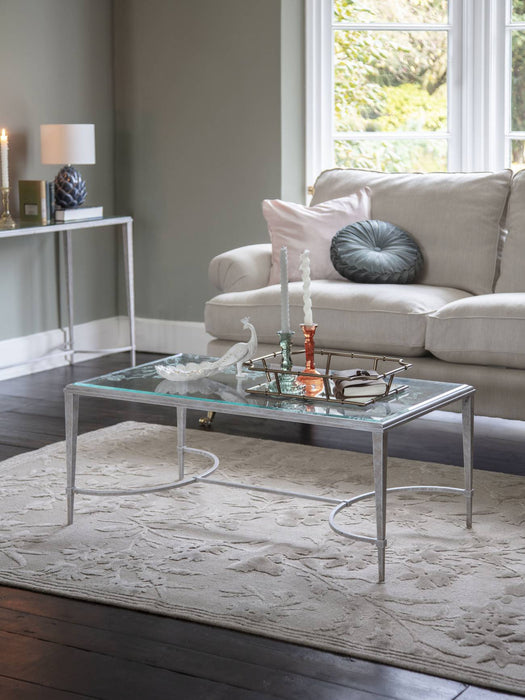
[0,188,15,229]
[299,249,313,325]
[280,246,290,332]
[277,329,298,393]
[1,129,9,189]
[297,323,324,397]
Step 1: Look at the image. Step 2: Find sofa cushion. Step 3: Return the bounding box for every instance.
[205,281,471,357]
[496,168,525,292]
[311,168,512,295]
[330,219,423,284]
[425,293,525,369]
[263,188,370,285]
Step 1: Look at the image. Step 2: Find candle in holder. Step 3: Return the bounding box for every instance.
[299,249,313,325]
[280,246,290,332]
[0,129,8,189]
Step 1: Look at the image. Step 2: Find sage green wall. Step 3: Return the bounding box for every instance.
[113,0,305,324]
[0,0,115,341]
[281,0,306,204]
[0,0,305,343]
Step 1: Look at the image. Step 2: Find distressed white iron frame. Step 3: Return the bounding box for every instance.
[64,369,474,583]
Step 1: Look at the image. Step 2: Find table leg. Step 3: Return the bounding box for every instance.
[65,390,79,525]
[373,432,388,583]
[63,230,74,362]
[122,221,136,367]
[462,394,474,529]
[177,406,186,480]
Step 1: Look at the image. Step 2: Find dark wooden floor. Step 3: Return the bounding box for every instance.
[0,352,522,700]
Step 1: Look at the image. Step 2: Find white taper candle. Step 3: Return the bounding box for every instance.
[299,249,313,325]
[0,130,9,189]
[280,246,290,332]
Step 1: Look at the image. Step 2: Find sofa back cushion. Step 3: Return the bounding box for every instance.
[496,168,525,292]
[311,168,512,295]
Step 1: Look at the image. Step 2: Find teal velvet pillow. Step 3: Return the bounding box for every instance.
[330,220,423,284]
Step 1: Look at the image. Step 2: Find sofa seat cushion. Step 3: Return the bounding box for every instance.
[205,281,471,357]
[425,293,525,368]
[311,168,512,295]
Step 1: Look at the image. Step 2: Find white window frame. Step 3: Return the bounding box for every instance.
[306,0,509,185]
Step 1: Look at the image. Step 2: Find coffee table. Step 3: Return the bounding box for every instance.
[64,353,475,582]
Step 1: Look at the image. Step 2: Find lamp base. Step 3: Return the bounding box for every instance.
[55,165,87,208]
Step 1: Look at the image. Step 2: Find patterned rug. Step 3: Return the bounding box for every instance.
[0,421,524,696]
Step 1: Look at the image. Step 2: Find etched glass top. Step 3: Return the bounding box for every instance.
[74,354,472,428]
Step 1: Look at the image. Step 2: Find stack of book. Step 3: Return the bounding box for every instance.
[18,180,103,224]
[332,369,387,404]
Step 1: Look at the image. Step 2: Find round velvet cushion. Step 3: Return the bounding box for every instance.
[330,220,423,284]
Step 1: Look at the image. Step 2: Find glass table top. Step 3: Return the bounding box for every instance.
[72,353,473,429]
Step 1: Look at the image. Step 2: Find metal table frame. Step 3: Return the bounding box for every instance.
[0,216,136,370]
[64,376,474,583]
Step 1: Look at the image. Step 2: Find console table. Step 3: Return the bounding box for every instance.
[0,216,135,369]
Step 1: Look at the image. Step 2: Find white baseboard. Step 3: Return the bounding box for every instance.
[135,318,212,356]
[0,317,212,381]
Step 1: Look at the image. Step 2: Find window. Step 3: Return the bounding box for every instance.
[306,0,523,181]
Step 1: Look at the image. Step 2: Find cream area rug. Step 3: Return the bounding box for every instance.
[1,422,524,696]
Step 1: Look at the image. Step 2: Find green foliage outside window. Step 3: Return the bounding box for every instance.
[333,0,448,172]
[331,0,525,172]
[512,0,525,168]
[513,0,525,21]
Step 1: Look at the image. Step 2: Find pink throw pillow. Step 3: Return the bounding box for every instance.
[263,188,371,285]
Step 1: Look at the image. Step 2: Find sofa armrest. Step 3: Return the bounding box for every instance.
[208,243,272,293]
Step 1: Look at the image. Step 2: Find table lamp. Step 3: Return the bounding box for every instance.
[40,124,95,208]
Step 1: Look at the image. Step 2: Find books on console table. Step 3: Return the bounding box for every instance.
[55,206,103,222]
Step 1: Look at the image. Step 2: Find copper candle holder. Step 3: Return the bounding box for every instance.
[297,323,324,396]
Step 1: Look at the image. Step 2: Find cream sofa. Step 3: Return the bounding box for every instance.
[205,168,525,421]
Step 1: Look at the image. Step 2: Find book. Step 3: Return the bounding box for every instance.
[18,180,49,224]
[332,369,387,402]
[46,181,55,222]
[54,205,103,222]
[338,382,386,397]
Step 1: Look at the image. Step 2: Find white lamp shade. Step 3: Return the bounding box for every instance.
[40,124,95,165]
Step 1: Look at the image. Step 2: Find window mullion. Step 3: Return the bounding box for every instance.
[305,0,333,190]
[459,0,485,170]
[448,0,505,171]
[334,22,451,31]
[335,131,449,141]
[448,0,462,170]
[486,0,507,169]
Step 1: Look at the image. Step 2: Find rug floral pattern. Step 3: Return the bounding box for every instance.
[0,422,524,695]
